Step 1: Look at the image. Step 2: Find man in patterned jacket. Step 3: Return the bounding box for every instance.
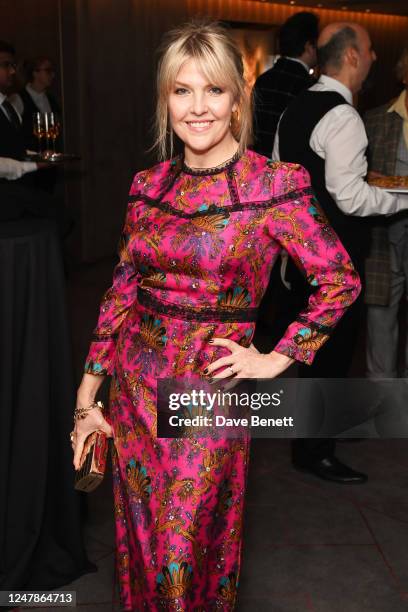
[252,12,318,157]
[364,48,408,378]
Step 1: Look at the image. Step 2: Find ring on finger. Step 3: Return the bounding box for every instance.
[229,366,235,376]
[70,430,75,443]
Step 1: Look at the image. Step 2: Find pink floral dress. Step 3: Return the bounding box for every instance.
[85,150,361,611]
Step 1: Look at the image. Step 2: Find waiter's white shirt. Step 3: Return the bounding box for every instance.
[272,74,408,216]
[0,91,37,180]
[11,83,52,116]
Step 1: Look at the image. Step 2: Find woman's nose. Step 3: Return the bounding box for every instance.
[191,93,207,115]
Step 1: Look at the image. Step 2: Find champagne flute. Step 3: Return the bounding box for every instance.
[33,112,44,155]
[52,117,61,151]
[43,112,53,155]
[47,112,60,154]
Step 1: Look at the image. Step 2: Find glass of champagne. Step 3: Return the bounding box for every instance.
[33,112,44,155]
[43,112,52,155]
[47,112,60,154]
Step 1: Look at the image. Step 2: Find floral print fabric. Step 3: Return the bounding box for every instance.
[85,150,360,610]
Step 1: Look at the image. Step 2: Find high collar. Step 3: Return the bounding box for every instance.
[182,149,242,176]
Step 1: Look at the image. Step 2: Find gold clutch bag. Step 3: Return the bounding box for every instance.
[74,430,109,492]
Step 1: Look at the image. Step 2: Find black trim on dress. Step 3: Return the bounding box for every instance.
[137,287,259,322]
[128,186,314,219]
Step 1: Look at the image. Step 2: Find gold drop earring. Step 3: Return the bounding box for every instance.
[230,109,240,129]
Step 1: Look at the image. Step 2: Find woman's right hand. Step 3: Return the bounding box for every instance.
[72,394,113,470]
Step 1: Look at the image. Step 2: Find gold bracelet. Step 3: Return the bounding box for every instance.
[74,400,104,421]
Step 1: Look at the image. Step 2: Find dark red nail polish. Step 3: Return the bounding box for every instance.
[203,368,208,374]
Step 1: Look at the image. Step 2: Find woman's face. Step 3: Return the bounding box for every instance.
[168,58,237,160]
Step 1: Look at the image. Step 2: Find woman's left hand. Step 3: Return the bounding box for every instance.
[204,338,295,379]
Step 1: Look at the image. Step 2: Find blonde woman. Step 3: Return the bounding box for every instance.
[72,21,360,611]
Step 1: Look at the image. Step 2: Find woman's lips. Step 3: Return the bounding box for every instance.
[185,120,214,132]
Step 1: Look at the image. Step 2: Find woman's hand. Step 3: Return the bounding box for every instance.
[72,376,113,470]
[204,338,294,379]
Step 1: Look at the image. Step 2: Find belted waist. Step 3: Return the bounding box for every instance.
[137,287,259,322]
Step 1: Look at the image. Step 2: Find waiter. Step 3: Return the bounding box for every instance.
[273,22,408,484]
[0,40,54,221]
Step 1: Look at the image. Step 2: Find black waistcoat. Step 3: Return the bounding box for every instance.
[278,90,368,265]
[0,107,26,160]
[0,106,37,190]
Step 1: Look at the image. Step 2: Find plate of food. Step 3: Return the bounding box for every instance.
[368,174,408,193]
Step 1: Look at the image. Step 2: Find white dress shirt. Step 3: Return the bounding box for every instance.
[0,90,20,121]
[11,83,52,116]
[0,91,37,180]
[273,74,408,216]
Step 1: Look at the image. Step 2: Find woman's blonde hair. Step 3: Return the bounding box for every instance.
[154,20,252,160]
[396,47,408,83]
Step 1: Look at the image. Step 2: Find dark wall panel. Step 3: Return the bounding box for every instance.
[61,0,190,260]
[0,0,61,94]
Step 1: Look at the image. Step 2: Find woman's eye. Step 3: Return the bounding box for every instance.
[175,87,188,95]
[209,86,223,95]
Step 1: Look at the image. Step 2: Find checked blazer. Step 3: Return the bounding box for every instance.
[364,100,404,305]
[252,57,315,158]
[365,102,402,175]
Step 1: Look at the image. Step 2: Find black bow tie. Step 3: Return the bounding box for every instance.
[2,99,21,131]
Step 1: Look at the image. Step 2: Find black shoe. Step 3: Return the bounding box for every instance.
[293,456,368,484]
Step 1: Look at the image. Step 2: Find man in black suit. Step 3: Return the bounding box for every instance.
[252,18,369,485]
[253,14,319,386]
[0,40,55,222]
[252,12,319,157]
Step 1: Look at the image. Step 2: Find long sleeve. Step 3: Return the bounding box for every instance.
[84,185,141,376]
[310,105,408,216]
[0,157,37,180]
[267,165,361,365]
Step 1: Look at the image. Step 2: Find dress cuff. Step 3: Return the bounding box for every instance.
[273,321,331,366]
[84,339,116,375]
